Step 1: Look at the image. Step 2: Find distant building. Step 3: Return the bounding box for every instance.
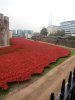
[12,30,16,34]
[47,25,62,35]
[25,30,33,38]
[17,29,25,37]
[12,29,33,38]
[9,30,13,38]
[60,20,75,36]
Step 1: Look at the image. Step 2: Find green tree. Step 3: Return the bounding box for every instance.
[49,30,65,36]
[40,28,48,36]
[54,30,65,36]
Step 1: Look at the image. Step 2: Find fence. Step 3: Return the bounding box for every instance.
[50,68,75,100]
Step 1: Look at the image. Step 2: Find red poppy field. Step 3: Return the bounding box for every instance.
[0,38,70,90]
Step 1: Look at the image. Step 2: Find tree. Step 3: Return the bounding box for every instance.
[40,28,48,36]
[54,30,65,36]
[48,30,65,37]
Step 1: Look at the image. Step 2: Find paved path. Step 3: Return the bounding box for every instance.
[4,55,75,100]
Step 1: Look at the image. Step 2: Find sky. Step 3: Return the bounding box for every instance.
[0,0,75,32]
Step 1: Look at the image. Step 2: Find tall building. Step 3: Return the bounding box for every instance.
[60,20,75,36]
[0,13,9,47]
[12,29,33,38]
[17,29,25,37]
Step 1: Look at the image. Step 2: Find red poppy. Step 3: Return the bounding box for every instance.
[0,38,70,90]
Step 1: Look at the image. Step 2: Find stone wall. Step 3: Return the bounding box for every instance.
[0,13,9,46]
[41,37,75,48]
[32,36,75,48]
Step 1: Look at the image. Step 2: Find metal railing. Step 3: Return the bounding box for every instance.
[50,68,75,100]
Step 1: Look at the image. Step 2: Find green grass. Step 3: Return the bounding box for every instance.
[43,48,75,73]
[32,48,75,78]
[0,48,75,95]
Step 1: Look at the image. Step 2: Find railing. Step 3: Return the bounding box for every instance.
[50,68,75,100]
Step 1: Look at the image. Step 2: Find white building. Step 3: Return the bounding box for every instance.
[25,30,33,38]
[60,20,75,36]
[47,25,62,35]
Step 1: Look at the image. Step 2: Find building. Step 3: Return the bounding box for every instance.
[16,29,33,38]
[0,13,9,47]
[25,30,33,38]
[12,30,17,34]
[60,20,75,36]
[17,29,25,37]
[9,30,13,38]
[12,29,33,38]
[47,25,62,35]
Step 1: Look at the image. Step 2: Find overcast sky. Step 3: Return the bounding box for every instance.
[0,0,75,32]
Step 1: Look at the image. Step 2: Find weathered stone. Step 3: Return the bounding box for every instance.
[0,13,9,46]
